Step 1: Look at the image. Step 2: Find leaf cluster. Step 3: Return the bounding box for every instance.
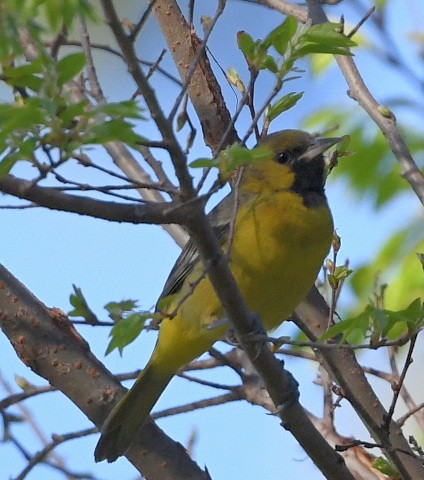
[0,1,94,60]
[190,142,276,178]
[238,17,355,75]
[321,297,424,346]
[230,17,356,126]
[0,5,146,176]
[69,285,155,356]
[104,301,155,356]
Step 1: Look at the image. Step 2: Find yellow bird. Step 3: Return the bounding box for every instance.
[94,129,339,462]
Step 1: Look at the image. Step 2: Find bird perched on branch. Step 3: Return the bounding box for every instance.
[94,129,340,462]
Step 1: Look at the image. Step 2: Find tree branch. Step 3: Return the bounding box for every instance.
[182,207,356,480]
[294,287,424,480]
[0,263,208,480]
[99,0,194,199]
[305,0,424,206]
[153,0,239,151]
[0,174,197,225]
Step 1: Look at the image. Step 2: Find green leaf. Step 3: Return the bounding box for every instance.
[59,100,89,128]
[68,285,98,324]
[87,119,145,146]
[189,157,218,169]
[105,299,138,322]
[39,97,60,117]
[17,137,38,159]
[41,0,97,31]
[397,298,424,328]
[8,74,43,92]
[218,143,276,177]
[290,23,356,62]
[371,307,390,334]
[237,31,276,71]
[264,16,298,55]
[93,100,144,119]
[318,308,367,343]
[267,92,304,121]
[294,44,353,58]
[3,60,43,78]
[0,102,45,139]
[301,23,356,48]
[262,55,278,73]
[3,60,45,92]
[105,313,151,355]
[57,52,86,86]
[320,298,424,344]
[237,31,256,60]
[327,264,353,290]
[227,67,246,93]
[372,457,400,478]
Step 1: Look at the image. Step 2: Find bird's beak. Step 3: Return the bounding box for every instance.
[301,137,342,162]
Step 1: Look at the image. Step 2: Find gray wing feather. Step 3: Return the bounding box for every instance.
[156,192,236,308]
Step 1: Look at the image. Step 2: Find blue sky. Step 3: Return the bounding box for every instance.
[1,1,423,479]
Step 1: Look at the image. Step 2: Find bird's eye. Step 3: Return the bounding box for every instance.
[276,151,291,165]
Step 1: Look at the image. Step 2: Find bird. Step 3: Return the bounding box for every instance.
[94,129,339,462]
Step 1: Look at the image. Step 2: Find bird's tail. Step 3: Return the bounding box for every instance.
[94,357,174,463]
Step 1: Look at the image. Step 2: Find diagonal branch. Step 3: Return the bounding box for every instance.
[182,206,356,480]
[99,0,194,199]
[0,263,208,480]
[294,286,424,480]
[153,0,239,151]
[304,0,424,206]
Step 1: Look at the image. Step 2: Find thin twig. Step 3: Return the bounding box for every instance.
[14,427,98,480]
[100,0,194,199]
[151,391,241,420]
[78,14,105,102]
[0,373,69,477]
[0,385,54,410]
[384,334,418,430]
[397,403,424,428]
[177,371,236,391]
[145,48,167,81]
[52,39,182,85]
[346,6,376,39]
[128,0,156,42]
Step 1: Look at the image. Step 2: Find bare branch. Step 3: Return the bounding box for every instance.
[294,286,424,480]
[384,334,418,430]
[153,391,241,421]
[51,39,182,85]
[99,0,194,198]
[246,0,308,22]
[78,14,105,102]
[0,174,196,225]
[153,0,239,151]
[102,142,189,246]
[0,263,208,480]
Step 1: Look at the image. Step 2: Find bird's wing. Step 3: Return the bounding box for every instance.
[156,192,236,308]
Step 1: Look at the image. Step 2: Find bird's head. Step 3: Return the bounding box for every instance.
[242,129,341,203]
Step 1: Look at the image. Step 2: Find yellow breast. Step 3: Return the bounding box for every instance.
[155,187,333,367]
[230,190,333,330]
